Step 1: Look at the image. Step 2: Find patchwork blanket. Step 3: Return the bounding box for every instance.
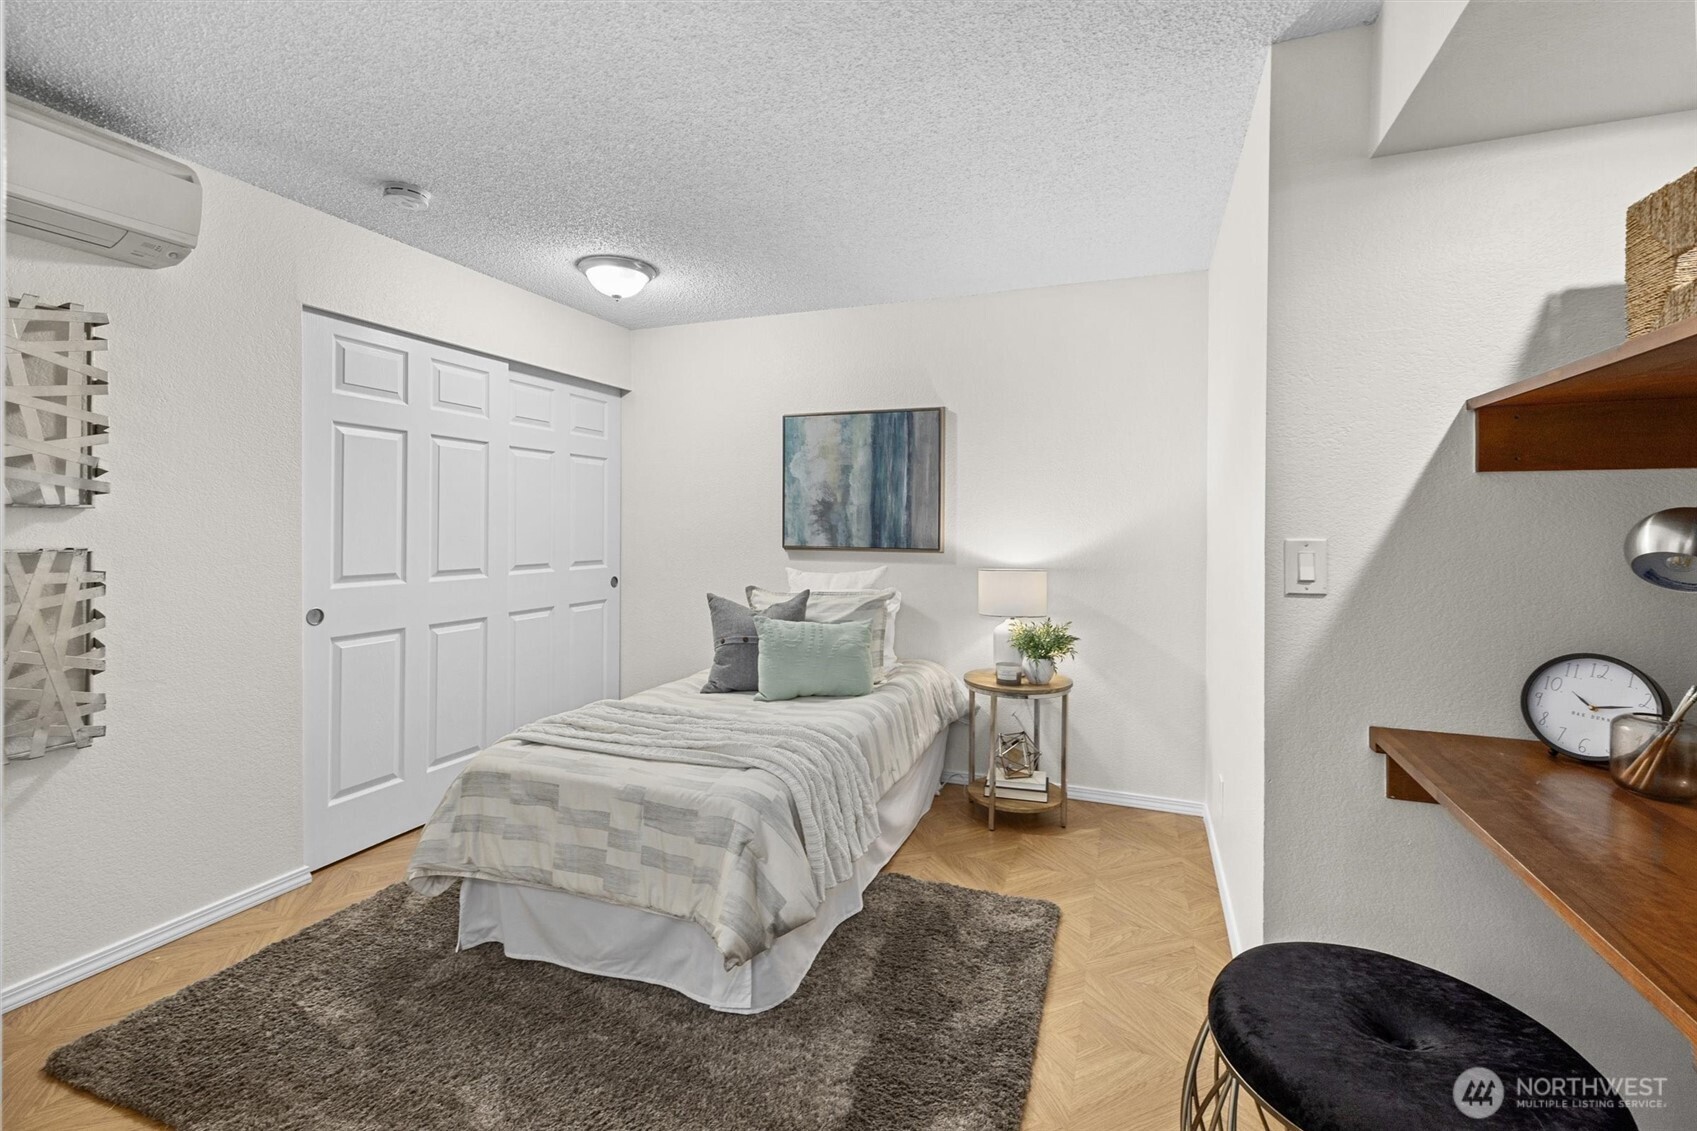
[407,661,966,966]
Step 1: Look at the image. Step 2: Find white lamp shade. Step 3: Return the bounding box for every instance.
[978,569,1048,617]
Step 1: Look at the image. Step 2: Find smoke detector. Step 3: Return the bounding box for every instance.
[381,182,431,211]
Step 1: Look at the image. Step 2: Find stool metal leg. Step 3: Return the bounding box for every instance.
[1180,1020,1298,1131]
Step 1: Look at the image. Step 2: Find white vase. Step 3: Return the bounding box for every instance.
[1022,657,1055,685]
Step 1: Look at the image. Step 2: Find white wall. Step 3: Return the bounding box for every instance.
[1268,27,1697,1126]
[1203,55,1270,954]
[3,160,628,994]
[1374,0,1697,157]
[1370,0,1468,151]
[623,275,1209,805]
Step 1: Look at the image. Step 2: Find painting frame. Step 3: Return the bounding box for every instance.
[782,406,945,553]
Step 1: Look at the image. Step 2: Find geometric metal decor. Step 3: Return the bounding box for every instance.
[6,294,110,507]
[4,548,107,760]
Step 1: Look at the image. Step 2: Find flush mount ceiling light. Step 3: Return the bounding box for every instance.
[381,182,431,211]
[1626,507,1697,591]
[576,255,657,300]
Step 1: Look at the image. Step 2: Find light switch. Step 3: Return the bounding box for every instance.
[1284,538,1328,596]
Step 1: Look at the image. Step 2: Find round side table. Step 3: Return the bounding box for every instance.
[962,668,1072,830]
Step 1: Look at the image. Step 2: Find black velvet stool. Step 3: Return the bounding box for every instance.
[1181,943,1637,1130]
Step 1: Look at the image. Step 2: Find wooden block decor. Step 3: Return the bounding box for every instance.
[1627,167,1697,337]
[4,549,106,761]
[5,294,110,506]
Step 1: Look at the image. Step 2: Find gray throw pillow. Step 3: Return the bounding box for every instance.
[702,590,809,693]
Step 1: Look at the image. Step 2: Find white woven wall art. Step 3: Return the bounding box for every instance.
[5,549,107,760]
[6,294,110,507]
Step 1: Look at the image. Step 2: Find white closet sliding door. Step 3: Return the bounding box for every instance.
[302,312,620,870]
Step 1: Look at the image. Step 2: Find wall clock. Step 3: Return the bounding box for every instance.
[1520,653,1670,763]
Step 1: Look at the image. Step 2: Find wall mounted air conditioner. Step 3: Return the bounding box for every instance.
[5,96,200,268]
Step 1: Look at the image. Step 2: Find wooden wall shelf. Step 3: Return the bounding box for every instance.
[1467,317,1697,472]
[1371,726,1697,1050]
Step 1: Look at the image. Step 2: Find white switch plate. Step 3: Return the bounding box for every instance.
[1284,538,1328,596]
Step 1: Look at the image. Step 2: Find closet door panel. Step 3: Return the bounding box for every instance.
[305,311,618,868]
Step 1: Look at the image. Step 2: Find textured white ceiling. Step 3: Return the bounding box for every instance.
[5,0,1377,329]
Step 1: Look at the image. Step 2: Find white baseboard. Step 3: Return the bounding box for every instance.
[1067,782,1205,815]
[940,770,1204,817]
[1203,805,1244,956]
[3,866,313,1012]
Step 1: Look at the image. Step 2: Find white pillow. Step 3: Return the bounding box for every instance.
[786,566,888,591]
[783,570,901,668]
[867,592,901,669]
[750,586,900,673]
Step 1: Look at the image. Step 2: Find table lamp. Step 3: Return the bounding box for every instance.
[978,568,1048,665]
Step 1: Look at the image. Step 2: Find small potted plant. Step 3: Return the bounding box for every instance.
[1007,619,1079,686]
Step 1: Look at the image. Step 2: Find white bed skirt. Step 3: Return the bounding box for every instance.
[457,726,951,1014]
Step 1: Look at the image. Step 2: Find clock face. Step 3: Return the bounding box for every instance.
[1521,654,1670,762]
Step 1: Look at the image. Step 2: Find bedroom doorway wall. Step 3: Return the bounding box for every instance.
[301,312,621,869]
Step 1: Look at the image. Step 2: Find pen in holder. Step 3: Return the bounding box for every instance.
[1610,685,1697,802]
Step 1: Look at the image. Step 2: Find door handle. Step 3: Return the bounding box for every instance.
[305,608,324,626]
[610,576,619,589]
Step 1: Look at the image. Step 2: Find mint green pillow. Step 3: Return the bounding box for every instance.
[754,616,874,701]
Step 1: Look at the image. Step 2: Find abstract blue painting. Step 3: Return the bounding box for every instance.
[783,408,943,551]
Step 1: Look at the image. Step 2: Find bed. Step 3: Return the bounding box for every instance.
[407,659,968,1013]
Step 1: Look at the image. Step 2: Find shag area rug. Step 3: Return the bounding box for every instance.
[48,872,1059,1130]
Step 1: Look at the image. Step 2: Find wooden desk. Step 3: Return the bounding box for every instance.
[1371,726,1697,1051]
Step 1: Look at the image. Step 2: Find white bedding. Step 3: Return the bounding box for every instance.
[458,728,951,1013]
[507,696,883,896]
[407,660,967,966]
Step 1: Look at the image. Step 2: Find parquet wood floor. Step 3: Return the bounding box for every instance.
[4,785,1231,1130]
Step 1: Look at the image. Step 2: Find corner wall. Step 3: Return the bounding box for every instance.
[1370,0,1468,150]
[622,275,1210,805]
[1203,54,1270,953]
[4,161,628,997]
[1268,27,1697,1125]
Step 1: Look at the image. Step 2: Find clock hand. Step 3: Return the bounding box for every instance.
[1587,705,1636,711]
[1574,692,1598,710]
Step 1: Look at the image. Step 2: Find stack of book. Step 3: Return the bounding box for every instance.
[982,770,1049,799]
